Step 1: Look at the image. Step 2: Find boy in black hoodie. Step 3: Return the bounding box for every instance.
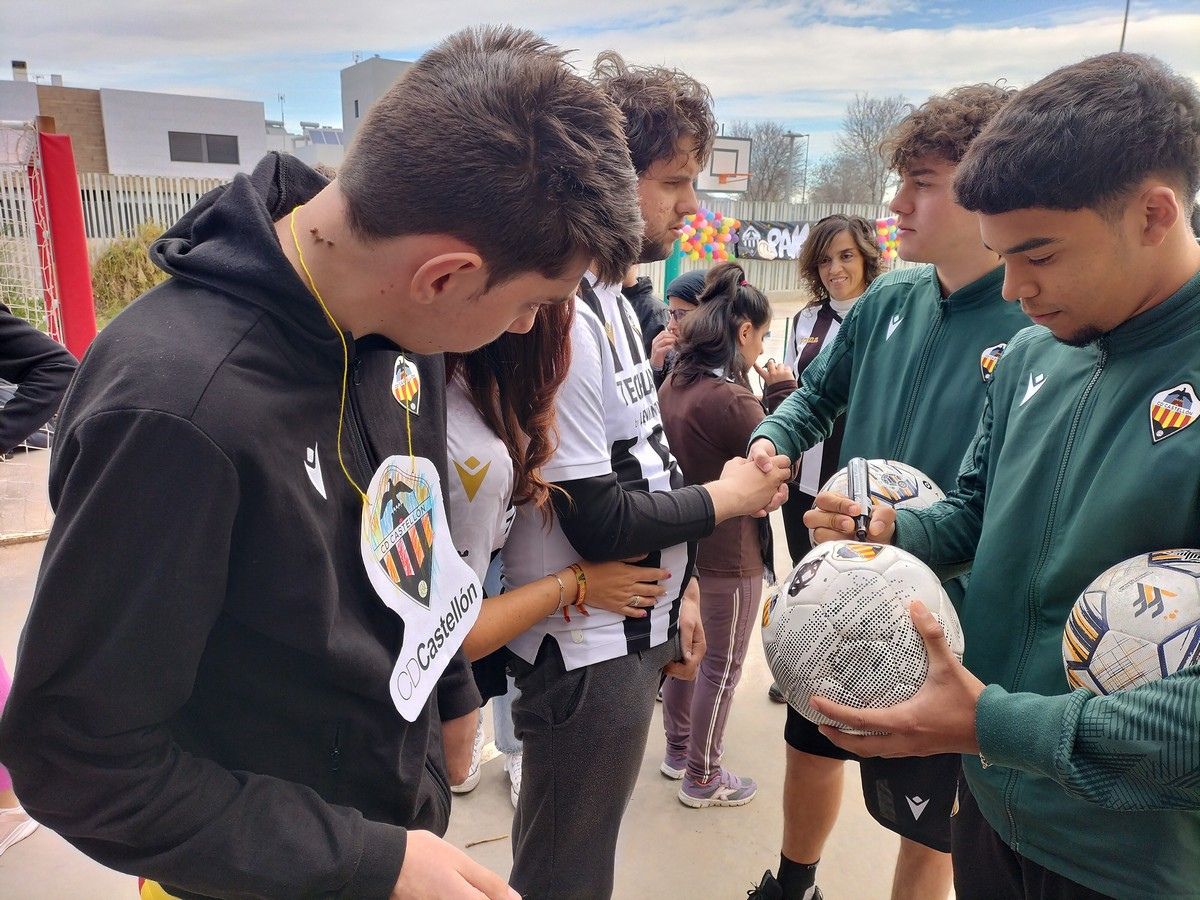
[0,27,643,900]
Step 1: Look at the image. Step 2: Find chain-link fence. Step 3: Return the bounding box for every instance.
[1,122,61,544]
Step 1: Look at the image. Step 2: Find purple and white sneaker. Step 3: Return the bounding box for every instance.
[660,749,687,780]
[678,767,758,808]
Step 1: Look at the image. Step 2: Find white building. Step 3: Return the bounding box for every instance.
[292,122,345,169]
[340,55,411,145]
[0,61,265,177]
[265,119,345,170]
[98,88,265,178]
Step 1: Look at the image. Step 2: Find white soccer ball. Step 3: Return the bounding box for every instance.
[1063,549,1200,695]
[810,460,945,545]
[761,541,964,731]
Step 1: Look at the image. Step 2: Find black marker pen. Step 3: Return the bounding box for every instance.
[847,457,872,541]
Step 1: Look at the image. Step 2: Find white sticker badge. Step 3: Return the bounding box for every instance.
[361,455,482,721]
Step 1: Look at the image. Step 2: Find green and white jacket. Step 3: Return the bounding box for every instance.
[751,264,1028,502]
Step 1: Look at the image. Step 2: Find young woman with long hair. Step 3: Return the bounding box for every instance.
[657,262,795,807]
[445,298,667,804]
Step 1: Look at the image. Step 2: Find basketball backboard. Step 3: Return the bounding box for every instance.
[695,135,752,194]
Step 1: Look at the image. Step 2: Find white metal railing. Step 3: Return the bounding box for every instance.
[78,172,223,245]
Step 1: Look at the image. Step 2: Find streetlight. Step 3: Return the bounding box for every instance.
[784,131,811,204]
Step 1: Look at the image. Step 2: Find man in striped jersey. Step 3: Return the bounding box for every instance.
[501,54,791,899]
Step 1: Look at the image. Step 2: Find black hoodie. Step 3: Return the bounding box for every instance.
[0,154,480,898]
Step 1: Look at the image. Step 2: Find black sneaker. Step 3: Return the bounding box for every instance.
[746,871,824,900]
[747,871,783,899]
[768,682,787,704]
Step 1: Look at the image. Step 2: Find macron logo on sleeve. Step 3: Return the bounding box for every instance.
[885,314,903,340]
[305,443,327,500]
[1020,373,1046,407]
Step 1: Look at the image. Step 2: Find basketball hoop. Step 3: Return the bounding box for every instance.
[717,172,750,185]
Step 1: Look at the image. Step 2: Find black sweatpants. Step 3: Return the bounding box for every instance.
[951,782,1115,900]
[508,636,678,899]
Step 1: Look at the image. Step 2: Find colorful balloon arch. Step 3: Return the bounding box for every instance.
[677,208,741,261]
[876,216,900,262]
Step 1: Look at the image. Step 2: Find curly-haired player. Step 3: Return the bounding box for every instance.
[748,84,1028,900]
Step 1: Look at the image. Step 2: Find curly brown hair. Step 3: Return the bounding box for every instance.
[591,51,716,174]
[798,214,883,303]
[446,299,574,521]
[883,83,1016,173]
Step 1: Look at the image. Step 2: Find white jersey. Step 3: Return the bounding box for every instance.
[446,376,515,585]
[783,297,855,496]
[503,277,690,670]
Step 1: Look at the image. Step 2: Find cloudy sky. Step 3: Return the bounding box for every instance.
[2,0,1197,160]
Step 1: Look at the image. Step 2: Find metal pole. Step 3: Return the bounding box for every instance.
[1119,0,1131,51]
[784,132,809,203]
[787,134,797,202]
[801,135,811,205]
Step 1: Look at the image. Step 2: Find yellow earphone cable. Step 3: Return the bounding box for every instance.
[289,208,370,503]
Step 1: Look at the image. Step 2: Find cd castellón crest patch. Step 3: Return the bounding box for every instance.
[361,456,481,721]
[979,343,1006,383]
[392,355,421,416]
[1149,383,1197,444]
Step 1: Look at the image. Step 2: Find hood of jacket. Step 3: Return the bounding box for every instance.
[151,151,340,345]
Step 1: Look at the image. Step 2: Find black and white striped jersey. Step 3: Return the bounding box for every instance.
[782,298,854,495]
[504,276,691,670]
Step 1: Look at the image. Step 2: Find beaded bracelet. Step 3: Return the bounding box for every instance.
[561,563,590,622]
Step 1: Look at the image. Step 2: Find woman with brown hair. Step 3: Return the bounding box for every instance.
[445,299,668,803]
[765,215,882,707]
[657,262,795,808]
[779,214,883,560]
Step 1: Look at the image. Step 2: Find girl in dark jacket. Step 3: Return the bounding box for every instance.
[657,263,795,807]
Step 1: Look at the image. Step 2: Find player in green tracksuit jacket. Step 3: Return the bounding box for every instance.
[747,85,1026,900]
[806,53,1200,900]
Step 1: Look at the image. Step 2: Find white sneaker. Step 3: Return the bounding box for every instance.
[504,752,522,809]
[0,806,39,857]
[450,716,484,794]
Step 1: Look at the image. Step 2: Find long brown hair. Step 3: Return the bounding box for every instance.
[797,214,882,305]
[446,299,573,519]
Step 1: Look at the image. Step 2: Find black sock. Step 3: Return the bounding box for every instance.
[778,855,818,900]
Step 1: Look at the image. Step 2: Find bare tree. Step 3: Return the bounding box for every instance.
[834,93,908,204]
[724,120,806,202]
[807,153,875,204]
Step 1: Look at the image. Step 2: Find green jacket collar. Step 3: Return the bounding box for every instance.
[1103,267,1200,356]
[934,265,1005,311]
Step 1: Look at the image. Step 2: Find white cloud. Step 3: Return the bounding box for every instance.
[2,0,1196,154]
